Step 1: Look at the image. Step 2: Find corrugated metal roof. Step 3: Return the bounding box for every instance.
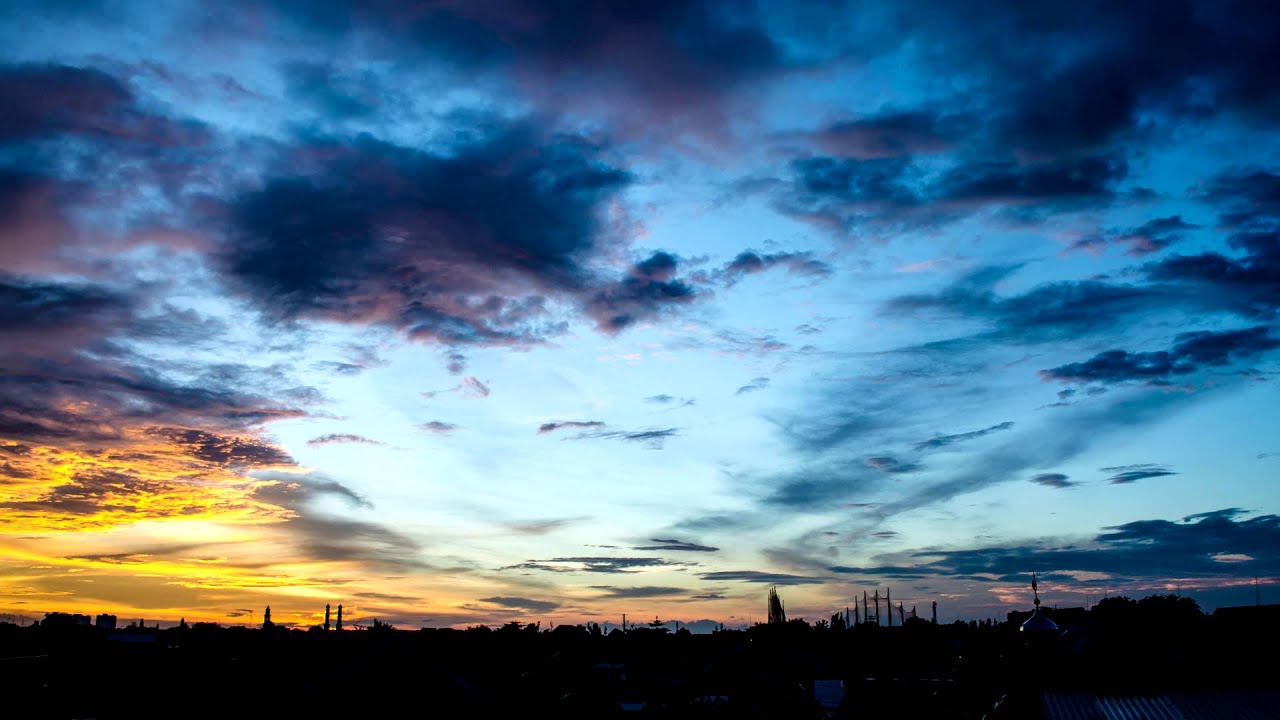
[1043,692,1280,720]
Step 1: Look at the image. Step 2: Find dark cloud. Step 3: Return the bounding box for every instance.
[1040,326,1279,384]
[281,61,380,118]
[810,109,973,159]
[570,427,679,449]
[261,0,806,133]
[1030,473,1074,489]
[1101,464,1177,485]
[0,62,201,146]
[307,433,384,447]
[634,538,720,553]
[690,593,727,600]
[154,428,293,467]
[713,250,832,287]
[698,570,826,585]
[912,421,1014,452]
[501,556,691,574]
[1068,216,1199,257]
[537,420,606,434]
[479,596,559,613]
[583,252,698,334]
[418,421,458,434]
[832,508,1278,582]
[219,124,631,351]
[591,586,689,599]
[774,153,1128,236]
[864,456,919,474]
[735,377,770,395]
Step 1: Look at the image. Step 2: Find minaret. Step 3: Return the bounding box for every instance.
[767,587,786,624]
[932,601,937,624]
[854,600,860,626]
[863,591,869,624]
[336,604,343,631]
[263,606,273,629]
[873,590,880,625]
[886,588,892,627]
[324,604,331,631]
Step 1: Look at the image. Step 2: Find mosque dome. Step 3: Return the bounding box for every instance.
[1020,606,1059,633]
[1019,571,1060,633]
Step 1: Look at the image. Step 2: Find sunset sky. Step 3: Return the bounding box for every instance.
[1,0,1277,630]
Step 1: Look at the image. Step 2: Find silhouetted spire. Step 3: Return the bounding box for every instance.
[336,604,343,631]
[324,603,331,631]
[767,587,786,624]
[1021,571,1058,633]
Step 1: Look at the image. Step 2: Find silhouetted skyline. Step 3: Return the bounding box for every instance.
[0,0,1277,631]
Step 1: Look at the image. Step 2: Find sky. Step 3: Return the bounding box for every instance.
[0,0,1277,631]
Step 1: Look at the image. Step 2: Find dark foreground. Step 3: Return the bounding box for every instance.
[2,602,1277,719]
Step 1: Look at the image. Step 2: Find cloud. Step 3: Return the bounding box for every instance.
[1101,464,1178,485]
[501,556,693,574]
[698,571,826,585]
[479,596,560,613]
[152,428,293,467]
[912,421,1014,452]
[864,456,920,474]
[884,265,1162,345]
[736,377,770,395]
[809,109,973,159]
[633,538,720,553]
[422,376,492,400]
[831,508,1278,582]
[307,433,383,447]
[247,472,429,571]
[503,517,585,535]
[418,421,458,434]
[1030,473,1075,489]
[583,252,699,334]
[538,420,606,434]
[1040,326,1279,384]
[712,250,832,287]
[256,0,809,138]
[772,152,1129,236]
[569,427,679,449]
[591,586,689,599]
[1067,216,1199,257]
[216,121,640,356]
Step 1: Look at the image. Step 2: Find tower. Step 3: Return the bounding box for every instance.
[324,604,331,631]
[767,587,786,624]
[336,604,343,631]
[263,606,273,629]
[932,600,937,624]
[886,588,892,627]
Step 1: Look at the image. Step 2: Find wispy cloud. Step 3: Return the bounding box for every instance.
[912,421,1014,451]
[307,433,383,447]
[1101,464,1177,484]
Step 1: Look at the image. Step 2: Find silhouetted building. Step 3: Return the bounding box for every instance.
[263,606,274,630]
[336,604,343,630]
[767,587,786,624]
[324,603,331,631]
[1020,572,1059,634]
[95,613,117,630]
